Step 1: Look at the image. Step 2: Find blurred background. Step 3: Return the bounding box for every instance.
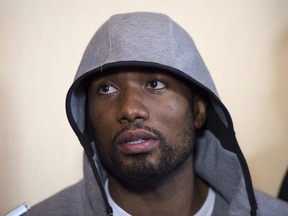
[1,0,288,214]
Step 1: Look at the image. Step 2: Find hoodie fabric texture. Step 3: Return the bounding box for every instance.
[28,12,288,215]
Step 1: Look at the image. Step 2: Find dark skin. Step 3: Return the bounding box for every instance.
[88,67,208,216]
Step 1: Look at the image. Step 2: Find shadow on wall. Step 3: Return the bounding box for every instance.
[275,27,288,124]
[249,26,288,196]
[274,26,288,196]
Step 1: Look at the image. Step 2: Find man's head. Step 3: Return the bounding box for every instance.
[66,12,221,184]
[65,12,257,214]
[87,66,207,187]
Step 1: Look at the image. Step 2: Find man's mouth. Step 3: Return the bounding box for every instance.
[126,138,146,145]
[115,129,159,154]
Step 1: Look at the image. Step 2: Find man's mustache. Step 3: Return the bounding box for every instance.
[112,123,165,146]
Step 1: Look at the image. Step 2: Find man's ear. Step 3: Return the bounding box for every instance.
[193,94,207,129]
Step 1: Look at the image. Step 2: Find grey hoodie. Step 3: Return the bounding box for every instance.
[28,12,288,216]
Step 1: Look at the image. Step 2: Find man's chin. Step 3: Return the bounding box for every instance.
[109,158,166,188]
[112,170,167,189]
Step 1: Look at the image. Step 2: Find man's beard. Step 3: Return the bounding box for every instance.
[95,121,195,188]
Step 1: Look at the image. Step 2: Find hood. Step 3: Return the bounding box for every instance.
[66,12,257,215]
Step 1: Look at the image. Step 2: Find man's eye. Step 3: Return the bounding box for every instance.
[98,84,117,94]
[147,80,166,90]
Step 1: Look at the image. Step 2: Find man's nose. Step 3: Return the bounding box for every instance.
[116,88,149,124]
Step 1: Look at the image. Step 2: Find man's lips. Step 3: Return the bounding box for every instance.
[115,130,159,154]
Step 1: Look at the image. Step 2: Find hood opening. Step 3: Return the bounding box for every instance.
[66,61,257,215]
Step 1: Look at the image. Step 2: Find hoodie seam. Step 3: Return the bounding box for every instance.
[169,18,177,70]
[106,17,112,64]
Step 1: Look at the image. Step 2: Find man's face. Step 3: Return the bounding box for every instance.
[88,67,206,187]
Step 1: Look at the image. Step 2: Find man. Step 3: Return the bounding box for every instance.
[28,12,288,215]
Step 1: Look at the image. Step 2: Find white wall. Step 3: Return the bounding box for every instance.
[1,0,288,214]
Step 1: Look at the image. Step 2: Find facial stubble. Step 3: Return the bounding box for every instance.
[95,118,196,188]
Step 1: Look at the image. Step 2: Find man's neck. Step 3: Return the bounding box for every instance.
[108,155,209,216]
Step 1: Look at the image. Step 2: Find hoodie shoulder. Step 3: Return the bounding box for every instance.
[27,181,86,216]
[255,189,288,215]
